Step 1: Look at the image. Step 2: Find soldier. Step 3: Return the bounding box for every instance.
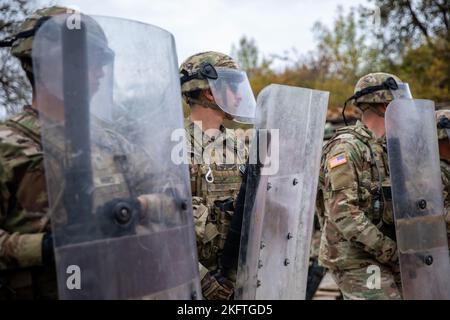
[0,6,70,300]
[436,110,450,248]
[0,6,200,300]
[179,51,254,300]
[317,73,402,300]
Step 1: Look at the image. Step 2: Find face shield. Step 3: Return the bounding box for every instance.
[390,82,413,100]
[207,67,256,124]
[33,15,115,105]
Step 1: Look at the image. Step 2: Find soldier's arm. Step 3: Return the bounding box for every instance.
[324,142,397,265]
[440,165,450,246]
[0,159,45,270]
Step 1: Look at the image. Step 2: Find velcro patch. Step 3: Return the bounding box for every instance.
[328,154,348,169]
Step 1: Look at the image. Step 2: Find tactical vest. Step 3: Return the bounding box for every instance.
[185,121,245,270]
[319,124,395,240]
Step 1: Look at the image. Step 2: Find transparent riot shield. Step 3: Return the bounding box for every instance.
[32,14,201,300]
[235,84,329,300]
[386,99,450,300]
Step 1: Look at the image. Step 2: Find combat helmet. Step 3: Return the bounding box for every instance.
[1,6,113,76]
[352,73,403,106]
[341,72,411,125]
[179,51,256,123]
[0,6,68,74]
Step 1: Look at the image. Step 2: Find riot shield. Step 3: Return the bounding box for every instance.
[235,84,329,300]
[386,99,450,300]
[32,14,201,299]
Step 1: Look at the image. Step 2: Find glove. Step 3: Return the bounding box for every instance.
[201,271,234,300]
[41,233,55,266]
[96,198,142,237]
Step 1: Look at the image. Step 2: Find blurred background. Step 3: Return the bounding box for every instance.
[1,0,449,127]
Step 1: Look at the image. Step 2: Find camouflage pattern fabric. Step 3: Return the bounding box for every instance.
[9,6,69,74]
[9,6,110,78]
[10,6,68,61]
[316,120,399,300]
[353,73,402,106]
[0,106,48,269]
[0,106,164,300]
[185,120,246,286]
[440,160,450,248]
[436,110,450,248]
[331,265,402,300]
[0,106,57,300]
[179,51,239,96]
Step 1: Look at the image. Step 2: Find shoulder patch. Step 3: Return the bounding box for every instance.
[328,154,348,169]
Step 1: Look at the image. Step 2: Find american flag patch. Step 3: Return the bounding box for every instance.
[329,154,347,169]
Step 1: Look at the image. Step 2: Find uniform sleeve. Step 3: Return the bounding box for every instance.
[0,157,44,270]
[440,164,450,246]
[324,142,397,265]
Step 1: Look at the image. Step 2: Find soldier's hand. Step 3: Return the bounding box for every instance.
[138,188,186,225]
[201,271,234,300]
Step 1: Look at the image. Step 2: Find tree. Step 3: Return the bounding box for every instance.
[360,0,450,99]
[230,35,273,79]
[313,6,383,83]
[0,0,34,116]
[231,36,258,73]
[362,0,449,55]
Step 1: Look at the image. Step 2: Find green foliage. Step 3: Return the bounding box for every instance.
[232,0,450,114]
[0,0,33,116]
[231,36,259,74]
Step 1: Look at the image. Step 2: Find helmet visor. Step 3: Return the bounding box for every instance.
[207,68,256,123]
[391,83,413,100]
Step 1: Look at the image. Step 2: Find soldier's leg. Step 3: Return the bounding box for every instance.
[331,265,402,300]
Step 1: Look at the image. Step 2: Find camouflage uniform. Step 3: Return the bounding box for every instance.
[441,159,450,248]
[436,110,450,248]
[0,109,164,300]
[180,52,248,299]
[0,107,57,299]
[185,121,245,279]
[0,6,160,299]
[0,6,68,300]
[317,73,402,300]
